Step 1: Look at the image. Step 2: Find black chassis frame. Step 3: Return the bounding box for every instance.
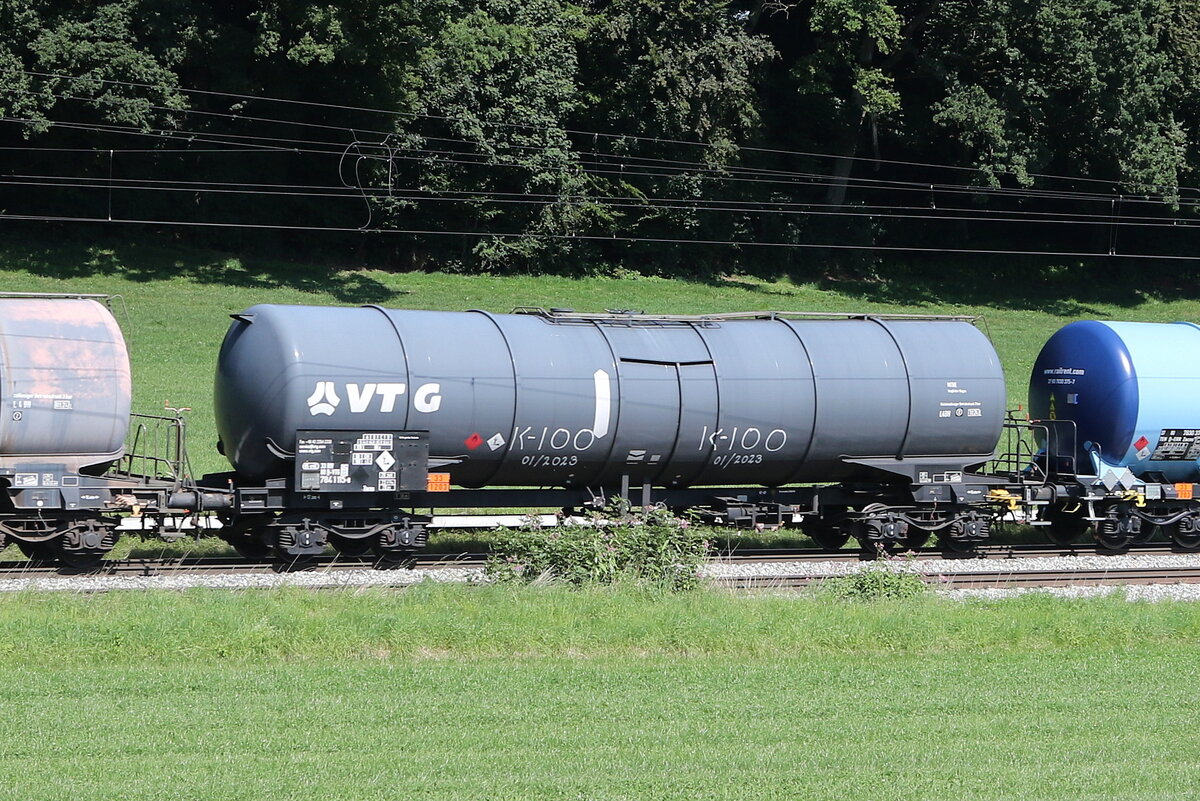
[206,466,1008,549]
[990,417,1200,547]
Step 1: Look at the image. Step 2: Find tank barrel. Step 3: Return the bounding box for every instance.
[215,305,1007,488]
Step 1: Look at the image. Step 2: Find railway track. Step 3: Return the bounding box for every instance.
[714,541,1187,563]
[0,541,1177,579]
[717,565,1200,591]
[0,552,484,579]
[2,543,1200,594]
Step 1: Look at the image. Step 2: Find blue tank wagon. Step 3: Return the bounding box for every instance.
[1029,320,1200,549]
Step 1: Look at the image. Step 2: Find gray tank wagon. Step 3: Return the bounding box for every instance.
[210,305,1008,556]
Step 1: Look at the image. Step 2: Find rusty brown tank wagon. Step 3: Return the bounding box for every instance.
[7,295,1184,568]
[0,294,185,566]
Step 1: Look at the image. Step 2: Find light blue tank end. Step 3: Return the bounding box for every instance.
[1029,320,1200,482]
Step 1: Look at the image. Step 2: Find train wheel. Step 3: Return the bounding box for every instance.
[805,527,849,550]
[272,546,316,565]
[1094,530,1132,552]
[330,534,373,558]
[1173,532,1200,551]
[1095,508,1139,552]
[371,546,415,568]
[937,533,978,556]
[801,513,849,550]
[272,520,327,562]
[904,530,931,550]
[1164,523,1200,552]
[852,533,893,557]
[1044,505,1090,547]
[15,539,58,563]
[56,545,109,571]
[56,520,118,571]
[220,516,274,560]
[1046,527,1080,547]
[226,535,272,560]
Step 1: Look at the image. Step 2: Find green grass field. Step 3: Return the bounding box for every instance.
[3,586,1200,800]
[4,235,1200,799]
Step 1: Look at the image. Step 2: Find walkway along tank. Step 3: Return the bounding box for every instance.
[211,306,1009,555]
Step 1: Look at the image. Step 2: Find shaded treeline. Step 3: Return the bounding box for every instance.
[2,0,1199,278]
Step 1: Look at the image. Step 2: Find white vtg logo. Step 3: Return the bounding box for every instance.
[307,381,442,417]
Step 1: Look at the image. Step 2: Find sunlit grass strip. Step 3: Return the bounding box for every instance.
[2,585,1200,666]
[1,587,1199,799]
[2,653,1196,801]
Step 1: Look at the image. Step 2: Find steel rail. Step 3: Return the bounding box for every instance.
[0,543,1197,583]
[719,566,1200,591]
[0,553,484,579]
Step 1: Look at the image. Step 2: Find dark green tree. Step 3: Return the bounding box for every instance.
[0,0,189,132]
[573,0,775,275]
[921,0,1188,198]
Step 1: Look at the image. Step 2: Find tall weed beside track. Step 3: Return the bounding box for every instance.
[485,504,709,590]
[819,556,929,601]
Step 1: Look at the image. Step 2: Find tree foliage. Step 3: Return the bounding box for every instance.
[1,0,1198,275]
[922,0,1187,196]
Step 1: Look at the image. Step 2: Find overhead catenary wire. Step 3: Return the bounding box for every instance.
[17,68,1194,196]
[0,168,1185,223]
[5,166,1193,230]
[4,172,1198,231]
[5,114,1192,213]
[0,145,273,154]
[2,210,1198,262]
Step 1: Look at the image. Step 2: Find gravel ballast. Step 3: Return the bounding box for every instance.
[699,552,1200,601]
[0,565,487,594]
[700,551,1200,579]
[5,552,1200,599]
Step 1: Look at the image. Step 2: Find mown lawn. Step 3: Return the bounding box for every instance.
[2,236,1200,798]
[1,586,1200,800]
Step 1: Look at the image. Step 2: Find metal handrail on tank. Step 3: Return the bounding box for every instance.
[989,416,1082,482]
[0,291,127,318]
[0,292,112,299]
[1030,418,1082,478]
[511,306,981,324]
[987,414,1048,483]
[115,412,188,484]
